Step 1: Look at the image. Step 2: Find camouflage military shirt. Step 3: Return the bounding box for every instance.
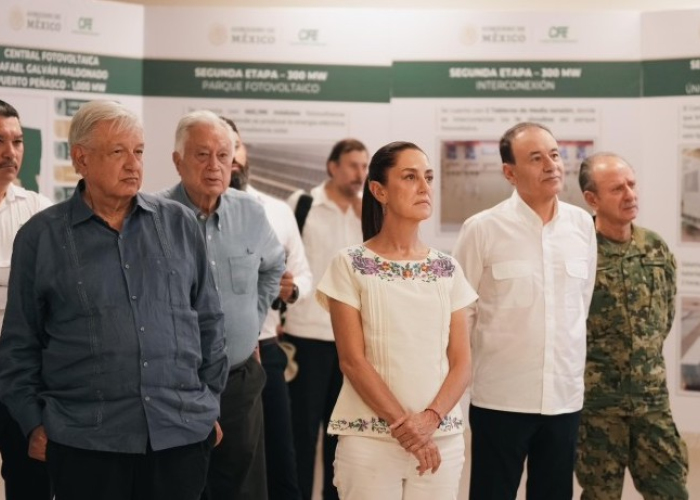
[584,225,676,416]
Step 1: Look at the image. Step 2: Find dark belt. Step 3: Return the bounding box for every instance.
[258,337,278,348]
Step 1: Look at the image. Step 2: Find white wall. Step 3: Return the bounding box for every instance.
[113,0,700,10]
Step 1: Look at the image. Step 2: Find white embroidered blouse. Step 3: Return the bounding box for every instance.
[316,245,477,437]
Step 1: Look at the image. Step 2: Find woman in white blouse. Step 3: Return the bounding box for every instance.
[316,141,477,500]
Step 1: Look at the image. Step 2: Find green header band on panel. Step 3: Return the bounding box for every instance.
[6,45,699,100]
[143,60,392,103]
[643,58,700,97]
[0,45,142,95]
[392,61,641,98]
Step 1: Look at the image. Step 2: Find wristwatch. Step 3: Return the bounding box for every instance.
[288,284,299,304]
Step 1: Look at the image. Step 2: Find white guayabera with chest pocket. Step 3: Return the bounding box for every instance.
[451,190,597,415]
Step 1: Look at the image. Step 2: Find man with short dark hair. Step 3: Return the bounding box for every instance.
[0,99,52,500]
[453,122,597,499]
[576,153,689,499]
[285,138,369,500]
[161,110,285,500]
[0,100,228,500]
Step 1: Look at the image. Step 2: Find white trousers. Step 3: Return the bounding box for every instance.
[333,433,465,500]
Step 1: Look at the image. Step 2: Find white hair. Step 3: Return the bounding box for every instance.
[173,110,234,155]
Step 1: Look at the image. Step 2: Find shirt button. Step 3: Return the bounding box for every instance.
[144,396,150,402]
[207,235,212,240]
[131,295,137,300]
[143,361,148,367]
[211,260,216,266]
[125,264,130,269]
[140,326,145,332]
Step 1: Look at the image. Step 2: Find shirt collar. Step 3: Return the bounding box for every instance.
[244,185,265,205]
[598,224,644,257]
[310,181,332,208]
[628,225,647,257]
[509,189,559,227]
[174,182,223,224]
[69,179,151,226]
[311,181,362,212]
[3,183,24,203]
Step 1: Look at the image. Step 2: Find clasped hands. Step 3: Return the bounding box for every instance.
[390,410,442,475]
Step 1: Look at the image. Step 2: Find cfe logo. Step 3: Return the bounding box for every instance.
[72,15,98,36]
[298,29,319,42]
[293,28,324,46]
[548,26,569,39]
[78,17,93,31]
[542,25,576,43]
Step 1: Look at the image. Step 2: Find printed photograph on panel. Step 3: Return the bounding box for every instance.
[681,296,700,393]
[681,147,700,243]
[53,98,92,202]
[439,139,594,233]
[244,142,330,200]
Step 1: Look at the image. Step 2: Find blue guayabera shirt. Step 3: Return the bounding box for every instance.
[0,181,229,453]
[160,184,285,368]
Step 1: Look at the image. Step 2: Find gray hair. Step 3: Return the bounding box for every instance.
[578,152,633,194]
[68,100,141,150]
[174,110,235,155]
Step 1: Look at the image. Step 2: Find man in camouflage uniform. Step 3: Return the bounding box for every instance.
[576,153,689,499]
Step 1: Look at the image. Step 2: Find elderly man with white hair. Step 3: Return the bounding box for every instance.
[159,110,285,500]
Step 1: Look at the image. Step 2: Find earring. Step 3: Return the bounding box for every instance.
[381,203,387,215]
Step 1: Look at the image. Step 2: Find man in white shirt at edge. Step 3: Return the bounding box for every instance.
[223,117,313,500]
[452,122,597,500]
[0,99,52,500]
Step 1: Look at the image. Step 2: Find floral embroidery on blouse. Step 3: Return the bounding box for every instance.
[328,415,463,435]
[328,417,392,434]
[438,415,463,432]
[348,246,455,282]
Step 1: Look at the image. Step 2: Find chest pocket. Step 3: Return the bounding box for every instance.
[228,253,260,295]
[590,264,615,310]
[564,259,589,310]
[641,257,671,313]
[490,260,534,308]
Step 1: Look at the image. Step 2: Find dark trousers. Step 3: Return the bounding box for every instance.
[286,335,342,500]
[46,431,215,500]
[469,404,581,500]
[0,402,51,500]
[203,355,267,500]
[261,339,302,500]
